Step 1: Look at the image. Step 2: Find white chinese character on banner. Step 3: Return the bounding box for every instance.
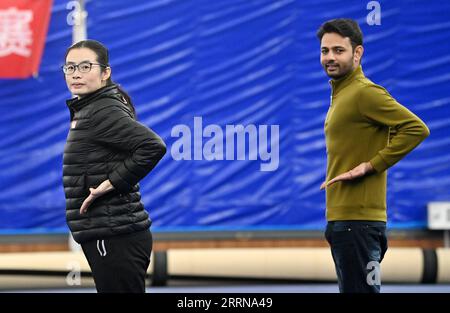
[0,7,33,57]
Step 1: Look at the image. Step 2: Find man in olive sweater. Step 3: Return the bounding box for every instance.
[317,19,429,293]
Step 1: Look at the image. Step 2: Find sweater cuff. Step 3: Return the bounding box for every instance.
[108,171,131,194]
[369,154,390,173]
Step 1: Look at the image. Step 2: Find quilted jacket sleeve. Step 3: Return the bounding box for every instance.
[90,99,166,193]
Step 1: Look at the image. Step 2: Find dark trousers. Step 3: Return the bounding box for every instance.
[325,221,388,293]
[81,229,153,293]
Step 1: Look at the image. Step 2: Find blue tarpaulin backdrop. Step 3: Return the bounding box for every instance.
[0,0,449,233]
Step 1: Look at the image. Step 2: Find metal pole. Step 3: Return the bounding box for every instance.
[68,0,88,252]
[444,230,450,248]
[72,0,87,43]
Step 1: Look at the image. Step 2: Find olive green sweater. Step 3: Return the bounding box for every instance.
[324,65,430,222]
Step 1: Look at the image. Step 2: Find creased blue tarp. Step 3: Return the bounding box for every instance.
[0,0,449,233]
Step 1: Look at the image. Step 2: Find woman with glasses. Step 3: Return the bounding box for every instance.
[62,40,166,293]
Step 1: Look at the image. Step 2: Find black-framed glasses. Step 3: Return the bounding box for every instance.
[62,62,107,75]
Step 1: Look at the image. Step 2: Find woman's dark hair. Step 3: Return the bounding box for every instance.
[316,18,363,51]
[64,39,137,118]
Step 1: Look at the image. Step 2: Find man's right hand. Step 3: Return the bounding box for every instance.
[320,161,374,190]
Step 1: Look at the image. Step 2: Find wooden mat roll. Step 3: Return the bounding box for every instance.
[0,247,449,289]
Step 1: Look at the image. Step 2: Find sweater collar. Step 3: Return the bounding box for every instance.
[329,65,364,94]
[66,84,119,113]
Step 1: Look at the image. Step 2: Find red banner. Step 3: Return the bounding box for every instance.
[0,0,53,78]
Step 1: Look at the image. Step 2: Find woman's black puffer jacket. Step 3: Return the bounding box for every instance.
[63,85,166,243]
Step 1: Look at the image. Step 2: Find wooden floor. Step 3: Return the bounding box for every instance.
[0,237,444,253]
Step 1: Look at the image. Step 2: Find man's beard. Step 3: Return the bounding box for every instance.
[323,60,354,80]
